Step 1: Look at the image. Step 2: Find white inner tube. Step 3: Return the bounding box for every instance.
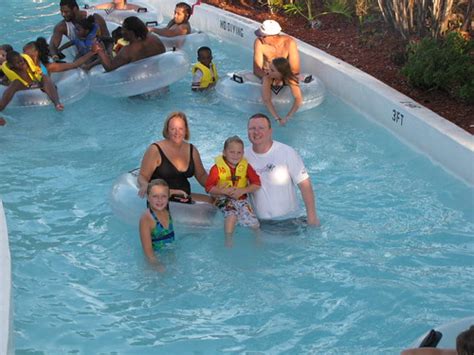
[0,68,89,109]
[216,70,326,114]
[410,316,474,349]
[88,50,189,97]
[84,2,164,25]
[153,31,210,58]
[110,170,218,227]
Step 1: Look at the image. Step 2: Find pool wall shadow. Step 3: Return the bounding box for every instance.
[151,0,474,187]
[0,200,13,355]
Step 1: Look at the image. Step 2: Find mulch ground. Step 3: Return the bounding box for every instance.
[202,1,474,134]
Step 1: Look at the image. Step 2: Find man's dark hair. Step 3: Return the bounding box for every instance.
[59,0,79,10]
[123,16,148,40]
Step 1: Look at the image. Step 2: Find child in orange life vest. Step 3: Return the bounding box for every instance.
[205,136,261,237]
[191,46,218,91]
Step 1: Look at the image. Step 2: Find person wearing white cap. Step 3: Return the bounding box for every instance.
[253,20,300,79]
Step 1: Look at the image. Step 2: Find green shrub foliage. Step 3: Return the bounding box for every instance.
[402,32,474,103]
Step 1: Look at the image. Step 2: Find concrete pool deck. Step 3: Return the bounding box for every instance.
[0,1,472,352]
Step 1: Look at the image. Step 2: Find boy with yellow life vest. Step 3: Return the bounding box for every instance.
[191,46,218,90]
[0,51,63,111]
[205,136,261,238]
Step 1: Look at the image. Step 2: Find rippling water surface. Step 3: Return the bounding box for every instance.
[1,1,473,353]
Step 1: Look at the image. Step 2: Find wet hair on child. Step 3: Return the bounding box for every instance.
[147,179,170,196]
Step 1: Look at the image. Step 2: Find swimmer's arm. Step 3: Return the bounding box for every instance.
[138,146,160,198]
[253,39,266,79]
[191,68,203,91]
[139,215,159,264]
[94,43,129,71]
[261,76,282,122]
[298,178,320,226]
[46,52,96,73]
[192,145,208,188]
[50,22,67,58]
[148,25,187,37]
[283,81,302,123]
[58,40,74,52]
[288,39,300,76]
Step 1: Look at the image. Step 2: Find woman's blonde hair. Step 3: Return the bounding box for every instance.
[162,111,190,140]
[272,57,298,84]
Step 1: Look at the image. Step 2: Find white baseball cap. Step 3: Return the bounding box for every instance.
[255,20,282,37]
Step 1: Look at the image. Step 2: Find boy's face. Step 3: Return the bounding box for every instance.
[0,50,7,65]
[173,7,187,24]
[223,142,244,167]
[10,55,27,71]
[198,50,212,67]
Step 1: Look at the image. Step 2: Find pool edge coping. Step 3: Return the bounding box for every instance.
[0,199,13,355]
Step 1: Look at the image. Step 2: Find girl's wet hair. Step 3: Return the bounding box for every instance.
[76,15,96,32]
[23,37,50,65]
[272,57,298,83]
[223,135,244,150]
[162,111,190,141]
[147,179,169,195]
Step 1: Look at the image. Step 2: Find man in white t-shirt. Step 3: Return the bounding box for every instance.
[245,113,320,226]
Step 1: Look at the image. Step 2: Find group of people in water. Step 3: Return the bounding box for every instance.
[1,0,317,260]
[0,0,303,123]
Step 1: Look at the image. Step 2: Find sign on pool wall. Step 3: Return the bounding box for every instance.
[219,19,244,38]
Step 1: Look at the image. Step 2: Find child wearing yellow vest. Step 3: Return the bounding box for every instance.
[191,46,218,91]
[0,51,63,112]
[205,136,261,238]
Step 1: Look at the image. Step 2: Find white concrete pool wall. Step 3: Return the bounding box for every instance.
[0,200,13,355]
[152,0,474,186]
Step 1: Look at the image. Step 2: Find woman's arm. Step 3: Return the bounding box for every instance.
[261,76,282,123]
[46,51,96,73]
[137,145,160,197]
[192,145,208,188]
[282,80,303,124]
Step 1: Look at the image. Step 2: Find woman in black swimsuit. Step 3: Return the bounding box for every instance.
[137,111,211,203]
[261,57,302,126]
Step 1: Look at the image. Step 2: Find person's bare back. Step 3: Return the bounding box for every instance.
[125,34,165,62]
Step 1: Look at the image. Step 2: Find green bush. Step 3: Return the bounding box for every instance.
[402,32,474,103]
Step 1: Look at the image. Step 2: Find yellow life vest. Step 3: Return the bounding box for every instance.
[1,54,42,87]
[215,155,248,189]
[192,62,218,89]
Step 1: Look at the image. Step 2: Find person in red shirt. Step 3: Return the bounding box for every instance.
[206,136,261,240]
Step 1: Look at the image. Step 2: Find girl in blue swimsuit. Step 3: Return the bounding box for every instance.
[139,179,175,269]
